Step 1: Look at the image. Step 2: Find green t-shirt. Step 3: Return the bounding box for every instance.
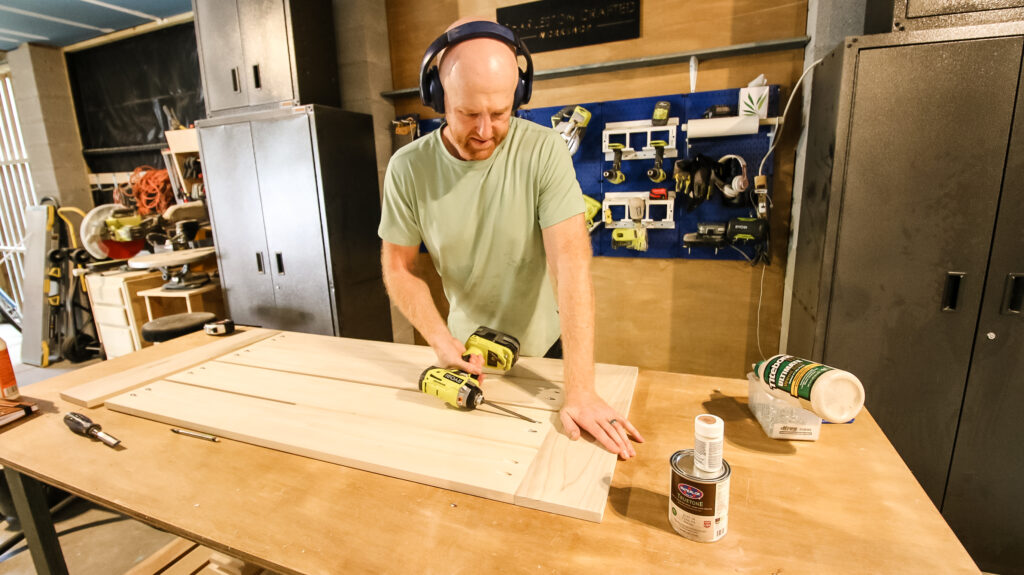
[378,117,584,356]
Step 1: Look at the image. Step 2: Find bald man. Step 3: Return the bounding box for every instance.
[378,20,643,459]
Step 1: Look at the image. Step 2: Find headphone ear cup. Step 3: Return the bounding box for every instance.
[732,175,748,194]
[512,77,525,110]
[426,66,445,114]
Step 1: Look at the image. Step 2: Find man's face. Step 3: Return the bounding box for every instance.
[443,88,514,161]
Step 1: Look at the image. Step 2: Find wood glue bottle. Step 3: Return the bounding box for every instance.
[0,336,19,400]
[754,355,865,422]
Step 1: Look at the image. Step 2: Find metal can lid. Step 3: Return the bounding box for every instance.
[671,449,731,482]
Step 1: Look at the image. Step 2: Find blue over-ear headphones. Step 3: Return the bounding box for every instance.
[419,21,534,114]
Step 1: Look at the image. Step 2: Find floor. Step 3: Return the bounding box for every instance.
[0,322,179,575]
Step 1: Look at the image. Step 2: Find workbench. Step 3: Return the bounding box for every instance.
[0,331,979,574]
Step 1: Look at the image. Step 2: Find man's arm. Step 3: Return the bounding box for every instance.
[542,214,644,459]
[380,241,482,374]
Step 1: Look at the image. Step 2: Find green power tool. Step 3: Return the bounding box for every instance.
[418,326,537,422]
[418,367,539,423]
[461,326,520,372]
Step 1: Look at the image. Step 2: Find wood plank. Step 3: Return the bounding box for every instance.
[162,544,212,575]
[106,380,541,506]
[234,331,630,379]
[514,365,639,522]
[214,331,633,411]
[0,334,978,573]
[164,361,551,448]
[124,536,197,575]
[60,328,279,407]
[101,331,639,522]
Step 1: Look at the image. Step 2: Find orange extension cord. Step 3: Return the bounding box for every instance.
[116,166,173,216]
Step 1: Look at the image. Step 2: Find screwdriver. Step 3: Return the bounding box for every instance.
[64,412,121,448]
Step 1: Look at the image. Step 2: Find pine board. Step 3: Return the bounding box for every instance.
[60,328,280,407]
[105,331,639,521]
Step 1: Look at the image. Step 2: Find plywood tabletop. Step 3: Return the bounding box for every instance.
[0,331,978,574]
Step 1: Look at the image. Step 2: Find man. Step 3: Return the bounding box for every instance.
[378,19,643,459]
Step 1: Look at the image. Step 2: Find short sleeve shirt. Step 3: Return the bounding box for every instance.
[378,117,583,356]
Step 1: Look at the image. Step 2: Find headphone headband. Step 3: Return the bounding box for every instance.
[419,21,534,114]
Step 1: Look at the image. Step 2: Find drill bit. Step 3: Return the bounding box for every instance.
[483,400,540,424]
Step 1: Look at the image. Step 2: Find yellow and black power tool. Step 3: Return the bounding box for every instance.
[418,368,538,423]
[461,326,520,372]
[418,326,537,423]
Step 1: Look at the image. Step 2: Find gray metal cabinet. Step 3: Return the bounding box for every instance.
[196,106,391,341]
[192,120,276,329]
[790,24,1024,574]
[893,0,1024,31]
[192,0,339,117]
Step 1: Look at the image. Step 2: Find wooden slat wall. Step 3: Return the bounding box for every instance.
[384,0,808,377]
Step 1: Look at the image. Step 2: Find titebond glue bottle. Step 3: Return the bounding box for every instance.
[754,355,865,422]
[0,336,19,400]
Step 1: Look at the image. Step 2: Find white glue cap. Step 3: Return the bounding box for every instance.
[694,414,724,439]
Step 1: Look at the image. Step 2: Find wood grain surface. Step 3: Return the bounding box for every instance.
[102,331,637,521]
[60,328,280,407]
[0,331,978,574]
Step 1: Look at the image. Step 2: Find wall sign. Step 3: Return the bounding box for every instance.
[497,0,641,54]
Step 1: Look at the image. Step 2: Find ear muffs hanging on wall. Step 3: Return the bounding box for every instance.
[419,21,534,114]
[716,154,749,199]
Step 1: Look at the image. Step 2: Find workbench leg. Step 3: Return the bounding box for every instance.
[3,467,69,575]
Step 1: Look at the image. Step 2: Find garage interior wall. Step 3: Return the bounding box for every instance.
[385,0,808,377]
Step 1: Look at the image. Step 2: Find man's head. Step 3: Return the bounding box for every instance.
[437,19,521,161]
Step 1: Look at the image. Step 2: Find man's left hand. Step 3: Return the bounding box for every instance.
[559,389,644,460]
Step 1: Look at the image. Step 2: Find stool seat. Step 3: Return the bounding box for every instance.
[142,312,217,343]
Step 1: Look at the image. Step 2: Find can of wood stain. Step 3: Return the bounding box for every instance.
[669,449,730,542]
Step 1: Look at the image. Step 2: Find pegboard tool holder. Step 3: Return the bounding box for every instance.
[603,191,675,230]
[602,118,680,161]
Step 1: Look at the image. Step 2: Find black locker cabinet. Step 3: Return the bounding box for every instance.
[192,0,339,117]
[789,25,1024,574]
[196,105,391,341]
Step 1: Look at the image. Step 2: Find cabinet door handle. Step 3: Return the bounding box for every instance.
[256,252,265,274]
[1002,273,1023,315]
[252,64,262,90]
[231,67,241,93]
[942,272,966,312]
[275,252,285,275]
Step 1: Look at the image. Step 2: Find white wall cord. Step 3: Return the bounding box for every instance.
[756,262,767,360]
[758,57,825,177]
[753,57,826,361]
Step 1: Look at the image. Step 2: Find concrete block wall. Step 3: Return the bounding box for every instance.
[6,43,91,209]
[332,0,414,344]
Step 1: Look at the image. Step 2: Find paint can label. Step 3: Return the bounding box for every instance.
[669,450,729,542]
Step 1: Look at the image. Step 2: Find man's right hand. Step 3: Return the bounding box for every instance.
[431,335,484,376]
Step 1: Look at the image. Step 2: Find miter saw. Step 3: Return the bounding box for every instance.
[79,202,210,261]
[128,246,216,290]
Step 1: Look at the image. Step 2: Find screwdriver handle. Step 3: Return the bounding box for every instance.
[64,412,121,448]
[64,412,97,435]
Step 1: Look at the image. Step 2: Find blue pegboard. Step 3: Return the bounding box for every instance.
[418,86,780,261]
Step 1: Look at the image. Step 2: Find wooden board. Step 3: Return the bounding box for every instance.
[124,537,198,575]
[105,331,638,521]
[0,330,979,573]
[60,328,279,407]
